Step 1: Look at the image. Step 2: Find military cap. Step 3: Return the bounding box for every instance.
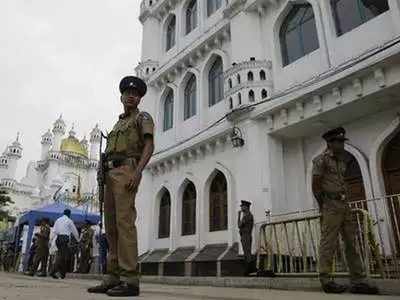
[119,76,147,97]
[322,127,348,142]
[240,200,252,208]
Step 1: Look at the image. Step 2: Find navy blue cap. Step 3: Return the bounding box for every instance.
[119,76,147,97]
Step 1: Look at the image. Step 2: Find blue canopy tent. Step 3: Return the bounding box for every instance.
[17,202,100,271]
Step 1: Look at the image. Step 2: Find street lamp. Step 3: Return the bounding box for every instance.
[230,127,245,148]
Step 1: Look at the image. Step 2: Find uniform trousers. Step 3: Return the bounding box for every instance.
[240,233,252,274]
[319,199,365,283]
[104,164,139,285]
[32,245,49,274]
[78,245,92,273]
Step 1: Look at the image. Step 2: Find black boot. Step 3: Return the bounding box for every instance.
[350,282,379,294]
[106,282,140,297]
[321,281,347,293]
[87,281,121,294]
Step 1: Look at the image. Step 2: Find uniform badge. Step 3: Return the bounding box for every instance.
[141,112,152,121]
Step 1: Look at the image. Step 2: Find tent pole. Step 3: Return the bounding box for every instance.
[23,220,35,272]
[13,224,21,271]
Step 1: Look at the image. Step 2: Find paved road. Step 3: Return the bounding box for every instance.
[0,272,397,300]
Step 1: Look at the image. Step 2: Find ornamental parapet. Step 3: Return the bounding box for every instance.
[224,59,273,111]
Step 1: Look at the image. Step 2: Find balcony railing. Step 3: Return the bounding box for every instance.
[256,195,400,279]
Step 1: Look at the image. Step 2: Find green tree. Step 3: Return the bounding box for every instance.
[0,190,14,219]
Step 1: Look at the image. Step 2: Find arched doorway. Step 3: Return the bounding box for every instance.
[344,152,366,208]
[382,131,400,253]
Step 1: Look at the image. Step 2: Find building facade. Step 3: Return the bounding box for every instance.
[135,0,400,276]
[0,116,101,216]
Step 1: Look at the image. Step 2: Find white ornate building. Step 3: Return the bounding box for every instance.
[134,0,400,277]
[0,116,101,216]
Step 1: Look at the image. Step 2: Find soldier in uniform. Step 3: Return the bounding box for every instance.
[27,218,51,276]
[312,127,378,294]
[238,200,254,276]
[88,76,154,297]
[78,220,94,273]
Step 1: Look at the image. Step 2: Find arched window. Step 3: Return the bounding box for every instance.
[186,0,198,34]
[207,0,222,17]
[260,70,266,81]
[280,4,319,66]
[184,74,197,120]
[228,78,232,89]
[261,89,268,99]
[247,71,254,82]
[249,90,255,102]
[332,0,389,36]
[166,16,176,51]
[182,182,196,236]
[229,97,233,109]
[238,93,242,105]
[163,90,174,131]
[209,171,228,232]
[237,74,241,84]
[158,189,171,239]
[208,57,224,106]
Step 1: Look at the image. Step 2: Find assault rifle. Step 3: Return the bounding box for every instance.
[98,132,107,234]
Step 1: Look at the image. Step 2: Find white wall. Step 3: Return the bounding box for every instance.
[136,0,400,255]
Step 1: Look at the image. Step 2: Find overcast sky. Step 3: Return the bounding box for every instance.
[0,0,142,179]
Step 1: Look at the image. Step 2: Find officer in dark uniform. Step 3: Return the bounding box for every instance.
[88,76,154,297]
[312,127,378,294]
[238,200,254,276]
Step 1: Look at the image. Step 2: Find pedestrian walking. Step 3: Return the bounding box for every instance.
[50,209,79,279]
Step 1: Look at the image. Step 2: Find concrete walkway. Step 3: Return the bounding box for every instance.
[0,272,398,300]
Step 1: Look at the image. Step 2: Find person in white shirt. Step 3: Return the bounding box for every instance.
[50,209,79,279]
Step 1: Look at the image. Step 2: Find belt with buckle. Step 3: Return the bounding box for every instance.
[324,191,346,200]
[105,157,137,170]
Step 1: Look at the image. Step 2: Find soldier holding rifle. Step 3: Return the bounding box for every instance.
[88,76,154,297]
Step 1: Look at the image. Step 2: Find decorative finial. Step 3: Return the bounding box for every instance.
[16,132,20,142]
[69,123,76,137]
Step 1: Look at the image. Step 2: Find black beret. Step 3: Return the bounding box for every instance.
[322,127,348,142]
[119,76,147,97]
[240,200,252,207]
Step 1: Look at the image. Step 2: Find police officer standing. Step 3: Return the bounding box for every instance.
[312,127,378,294]
[88,76,154,297]
[78,220,94,273]
[238,200,254,276]
[27,218,51,276]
